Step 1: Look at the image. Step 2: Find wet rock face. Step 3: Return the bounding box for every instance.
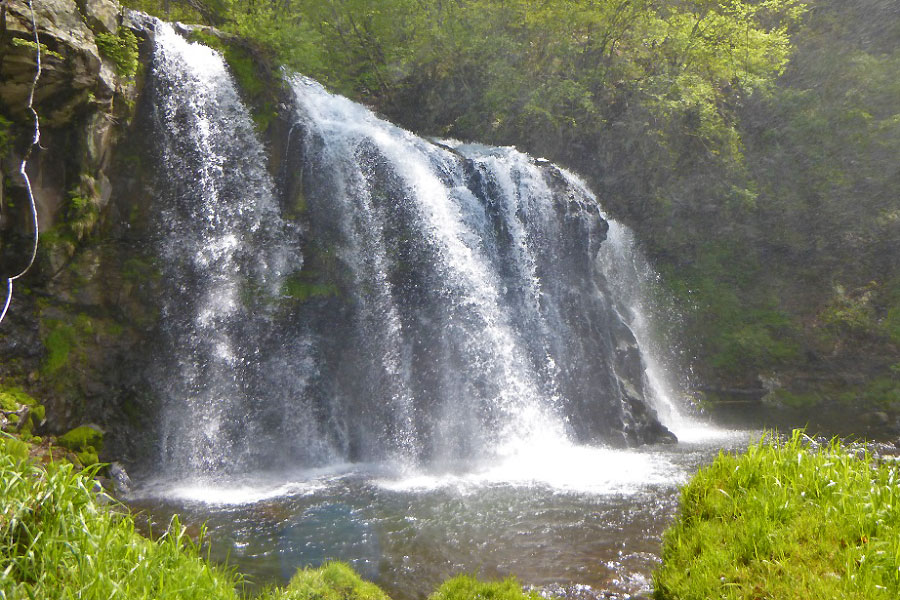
[0,0,138,231]
[0,0,150,443]
[1,0,101,126]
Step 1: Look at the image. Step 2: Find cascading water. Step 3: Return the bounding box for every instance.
[596,217,731,442]
[145,23,327,477]
[142,25,681,484]
[280,74,676,464]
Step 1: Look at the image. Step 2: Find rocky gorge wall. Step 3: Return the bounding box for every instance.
[0,0,186,462]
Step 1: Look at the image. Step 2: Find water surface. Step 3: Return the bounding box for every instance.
[130,427,750,600]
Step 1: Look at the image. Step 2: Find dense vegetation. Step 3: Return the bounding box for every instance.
[0,441,242,599]
[654,431,900,599]
[117,0,900,421]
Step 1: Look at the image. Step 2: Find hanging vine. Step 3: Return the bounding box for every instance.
[0,0,41,325]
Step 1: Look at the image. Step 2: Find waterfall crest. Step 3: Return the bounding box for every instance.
[143,28,676,481]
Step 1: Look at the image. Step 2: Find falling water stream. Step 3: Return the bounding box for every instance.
[129,23,750,599]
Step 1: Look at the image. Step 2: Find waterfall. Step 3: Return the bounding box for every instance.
[597,219,727,442]
[142,28,677,482]
[147,23,332,476]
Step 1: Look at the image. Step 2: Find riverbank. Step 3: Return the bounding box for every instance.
[654,430,900,599]
[0,434,540,600]
[5,427,897,599]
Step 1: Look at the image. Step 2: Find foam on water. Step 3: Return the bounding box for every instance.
[375,443,685,495]
[139,462,360,505]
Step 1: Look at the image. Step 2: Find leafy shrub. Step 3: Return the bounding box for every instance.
[95,29,139,78]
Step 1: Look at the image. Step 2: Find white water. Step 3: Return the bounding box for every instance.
[143,445,686,505]
[142,27,730,504]
[595,214,733,443]
[150,22,306,475]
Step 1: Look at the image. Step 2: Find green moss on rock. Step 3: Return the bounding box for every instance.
[95,29,139,78]
[429,576,543,600]
[41,315,95,376]
[58,425,104,460]
[261,562,391,600]
[0,386,46,436]
[188,29,280,132]
[0,386,38,411]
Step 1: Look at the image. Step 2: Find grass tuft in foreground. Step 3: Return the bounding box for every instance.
[429,575,543,600]
[259,561,391,600]
[0,438,537,600]
[0,444,243,599]
[654,430,900,599]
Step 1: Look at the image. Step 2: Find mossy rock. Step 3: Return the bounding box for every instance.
[270,562,391,600]
[0,387,46,435]
[0,386,39,411]
[0,436,31,461]
[76,448,100,466]
[58,425,104,453]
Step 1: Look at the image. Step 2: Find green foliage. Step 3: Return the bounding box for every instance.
[95,29,140,78]
[261,562,391,600]
[838,376,900,409]
[11,37,64,60]
[58,425,104,465]
[429,575,543,600]
[118,0,208,24]
[0,445,244,599]
[820,284,878,338]
[67,189,102,240]
[660,242,800,379]
[655,431,900,599]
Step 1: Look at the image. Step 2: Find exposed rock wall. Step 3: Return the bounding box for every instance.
[0,0,148,449]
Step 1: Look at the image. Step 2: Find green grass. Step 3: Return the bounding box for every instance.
[654,430,900,599]
[0,446,244,599]
[259,562,391,600]
[429,575,543,600]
